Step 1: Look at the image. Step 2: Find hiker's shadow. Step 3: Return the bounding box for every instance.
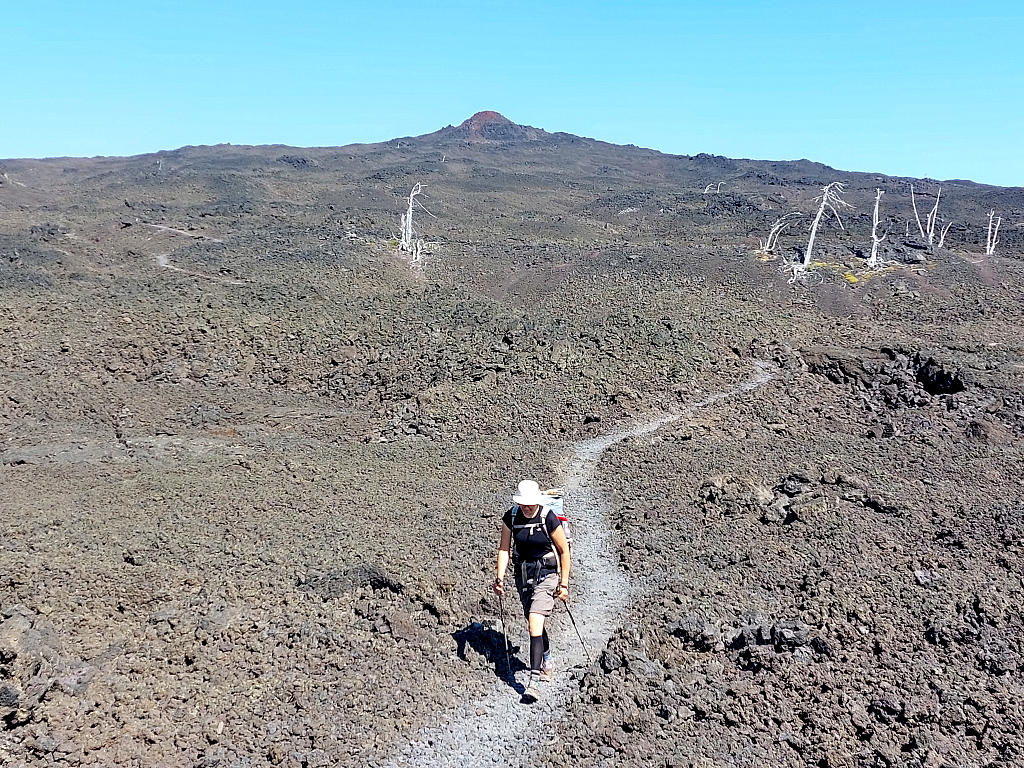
[453,621,527,693]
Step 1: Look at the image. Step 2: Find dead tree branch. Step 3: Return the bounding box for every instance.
[758,212,802,255]
[938,221,953,249]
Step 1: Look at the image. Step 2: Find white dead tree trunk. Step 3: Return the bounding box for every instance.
[803,182,852,268]
[409,240,424,269]
[758,212,801,255]
[867,188,887,268]
[926,188,942,246]
[703,182,723,194]
[986,210,1002,256]
[911,184,926,240]
[399,183,424,252]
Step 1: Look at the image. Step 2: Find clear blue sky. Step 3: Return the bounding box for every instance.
[5,1,1023,186]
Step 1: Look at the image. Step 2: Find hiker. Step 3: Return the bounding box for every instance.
[493,479,571,702]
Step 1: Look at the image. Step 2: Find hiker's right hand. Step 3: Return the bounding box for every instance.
[493,578,504,596]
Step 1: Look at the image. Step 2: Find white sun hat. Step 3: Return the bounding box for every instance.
[512,479,547,506]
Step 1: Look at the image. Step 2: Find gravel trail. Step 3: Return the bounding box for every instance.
[387,362,774,768]
[142,222,224,241]
[154,251,244,285]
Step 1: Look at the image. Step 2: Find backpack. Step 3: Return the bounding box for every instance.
[541,488,572,549]
[510,488,572,586]
[510,488,572,556]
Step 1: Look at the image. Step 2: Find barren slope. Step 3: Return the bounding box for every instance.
[2,113,1023,768]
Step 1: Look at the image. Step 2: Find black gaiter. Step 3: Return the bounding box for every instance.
[530,634,544,672]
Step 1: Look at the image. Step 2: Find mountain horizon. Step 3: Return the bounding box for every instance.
[1,110,1016,189]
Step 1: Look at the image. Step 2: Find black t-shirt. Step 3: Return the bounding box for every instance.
[502,506,562,562]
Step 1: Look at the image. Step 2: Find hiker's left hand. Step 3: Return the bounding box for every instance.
[555,585,569,602]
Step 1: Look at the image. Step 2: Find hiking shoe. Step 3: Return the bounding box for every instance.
[538,658,555,682]
[522,675,542,703]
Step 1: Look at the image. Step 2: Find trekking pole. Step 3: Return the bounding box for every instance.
[562,602,592,665]
[496,591,513,682]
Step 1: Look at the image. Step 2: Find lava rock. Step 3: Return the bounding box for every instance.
[772,620,810,651]
[669,616,721,652]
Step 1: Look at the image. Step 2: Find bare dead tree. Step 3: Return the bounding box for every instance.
[910,184,945,246]
[781,182,852,282]
[803,182,852,267]
[399,183,425,252]
[867,189,887,268]
[396,183,438,271]
[757,212,801,255]
[703,182,723,194]
[986,210,1002,256]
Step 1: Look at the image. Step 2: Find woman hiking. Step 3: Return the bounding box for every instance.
[493,479,571,703]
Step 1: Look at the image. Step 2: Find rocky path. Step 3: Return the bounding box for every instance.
[386,362,774,768]
[154,251,243,285]
[141,222,224,242]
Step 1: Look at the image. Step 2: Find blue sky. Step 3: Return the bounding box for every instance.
[5,1,1023,186]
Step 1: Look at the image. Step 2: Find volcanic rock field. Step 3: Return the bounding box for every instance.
[2,112,1023,768]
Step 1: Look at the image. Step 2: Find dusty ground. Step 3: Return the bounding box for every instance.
[2,113,1023,767]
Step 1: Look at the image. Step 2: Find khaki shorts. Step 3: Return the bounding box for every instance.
[516,572,559,618]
